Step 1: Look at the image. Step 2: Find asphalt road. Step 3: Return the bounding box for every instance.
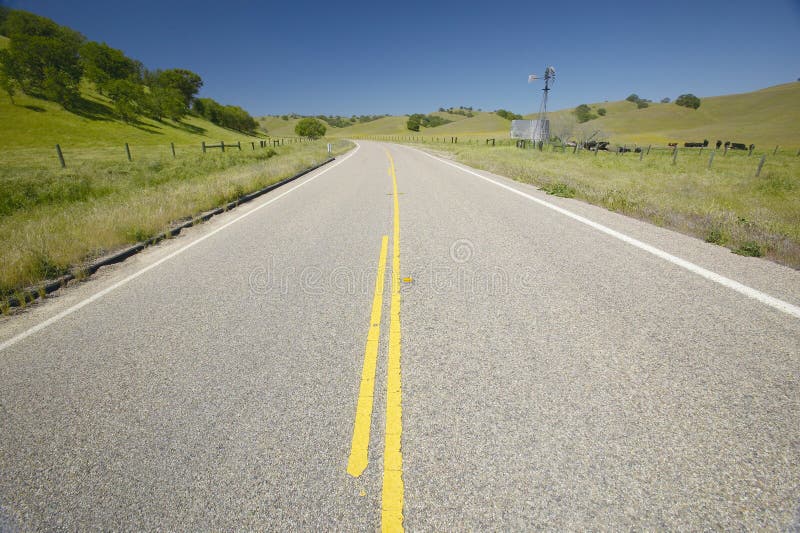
[1,141,798,530]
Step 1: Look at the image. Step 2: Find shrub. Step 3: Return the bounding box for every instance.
[661,97,670,103]
[597,108,606,116]
[496,109,522,120]
[295,117,326,139]
[574,104,597,123]
[625,94,639,103]
[637,100,649,109]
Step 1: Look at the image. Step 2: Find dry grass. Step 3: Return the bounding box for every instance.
[405,139,800,268]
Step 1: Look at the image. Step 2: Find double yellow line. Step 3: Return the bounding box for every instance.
[346,150,405,532]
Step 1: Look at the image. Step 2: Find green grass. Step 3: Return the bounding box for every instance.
[401,139,800,268]
[0,139,353,298]
[0,82,265,151]
[0,79,354,298]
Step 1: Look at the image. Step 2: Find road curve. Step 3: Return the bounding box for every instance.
[1,141,798,530]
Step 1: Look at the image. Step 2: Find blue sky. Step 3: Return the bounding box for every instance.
[4,0,799,116]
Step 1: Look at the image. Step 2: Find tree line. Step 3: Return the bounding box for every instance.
[0,8,258,133]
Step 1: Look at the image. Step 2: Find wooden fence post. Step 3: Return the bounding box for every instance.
[55,144,66,168]
[756,155,766,177]
[708,150,715,169]
[639,149,644,161]
[171,142,176,158]
[773,145,779,155]
[237,141,241,151]
[672,147,678,165]
[202,141,206,153]
[646,144,651,155]
[748,145,754,157]
[125,142,132,162]
[251,141,255,150]
[220,141,225,152]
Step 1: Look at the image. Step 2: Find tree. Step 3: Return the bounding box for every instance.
[636,100,649,109]
[0,50,20,104]
[574,104,597,123]
[597,107,606,116]
[80,41,140,93]
[143,86,186,121]
[1,10,84,106]
[495,109,522,120]
[154,68,202,107]
[295,117,326,138]
[660,97,670,103]
[406,113,423,131]
[675,93,701,109]
[106,78,143,122]
[625,94,640,103]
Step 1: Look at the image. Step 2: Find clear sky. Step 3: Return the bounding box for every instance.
[4,0,799,116]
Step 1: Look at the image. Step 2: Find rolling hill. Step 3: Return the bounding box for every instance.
[541,82,800,146]
[322,82,800,147]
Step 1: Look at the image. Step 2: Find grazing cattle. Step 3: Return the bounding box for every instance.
[730,142,747,150]
[716,140,722,149]
[724,141,731,148]
[684,142,704,148]
[749,144,755,151]
[582,141,611,151]
[668,142,678,147]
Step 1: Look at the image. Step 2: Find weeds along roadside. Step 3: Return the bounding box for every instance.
[0,139,354,305]
[400,139,800,269]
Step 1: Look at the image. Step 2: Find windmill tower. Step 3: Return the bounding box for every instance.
[528,66,556,142]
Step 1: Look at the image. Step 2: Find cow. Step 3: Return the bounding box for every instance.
[731,142,747,150]
[668,142,678,147]
[716,140,722,149]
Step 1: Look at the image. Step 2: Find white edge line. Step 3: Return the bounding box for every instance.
[0,143,362,353]
[409,145,800,320]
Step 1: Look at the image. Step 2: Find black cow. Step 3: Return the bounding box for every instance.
[716,140,722,149]
[731,142,747,150]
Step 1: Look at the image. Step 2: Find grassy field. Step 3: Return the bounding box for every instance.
[0,139,353,302]
[0,74,354,302]
[402,139,800,268]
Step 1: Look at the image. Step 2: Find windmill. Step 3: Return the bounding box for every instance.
[527,66,556,142]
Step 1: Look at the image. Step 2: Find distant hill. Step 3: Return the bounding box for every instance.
[258,116,305,137]
[325,82,800,147]
[542,82,800,146]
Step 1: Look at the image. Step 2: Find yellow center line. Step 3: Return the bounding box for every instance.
[347,235,389,478]
[382,150,404,532]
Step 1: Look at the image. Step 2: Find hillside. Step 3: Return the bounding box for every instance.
[0,82,263,153]
[258,116,306,137]
[540,82,800,146]
[329,115,411,137]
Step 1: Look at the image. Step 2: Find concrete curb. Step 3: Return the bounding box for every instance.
[6,157,336,309]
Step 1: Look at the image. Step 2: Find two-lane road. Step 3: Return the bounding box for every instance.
[1,141,798,530]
